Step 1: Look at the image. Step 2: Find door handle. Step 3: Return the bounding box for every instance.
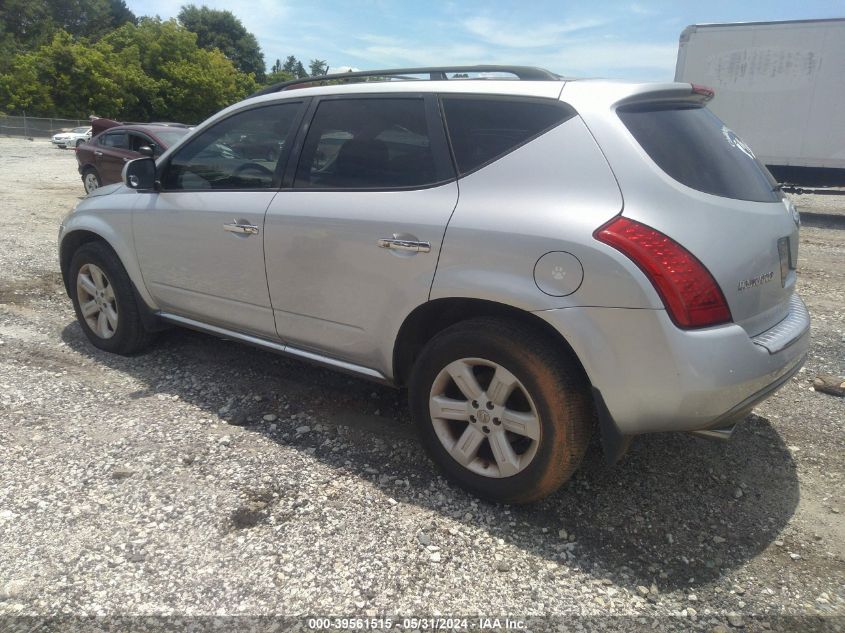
[94,151,103,156]
[223,221,260,235]
[377,237,431,253]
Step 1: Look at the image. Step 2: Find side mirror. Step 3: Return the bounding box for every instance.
[123,157,157,191]
[138,145,154,157]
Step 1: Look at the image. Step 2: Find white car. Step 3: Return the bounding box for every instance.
[51,126,92,149]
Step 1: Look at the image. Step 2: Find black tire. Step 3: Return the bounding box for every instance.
[82,167,101,194]
[409,318,593,504]
[69,241,155,355]
[75,139,84,148]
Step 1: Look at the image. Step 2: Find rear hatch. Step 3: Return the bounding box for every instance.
[616,99,800,336]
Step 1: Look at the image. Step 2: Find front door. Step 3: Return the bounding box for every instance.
[264,95,458,373]
[133,101,306,338]
[95,131,134,184]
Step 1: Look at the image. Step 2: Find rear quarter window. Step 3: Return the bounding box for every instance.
[618,104,780,203]
[441,96,576,175]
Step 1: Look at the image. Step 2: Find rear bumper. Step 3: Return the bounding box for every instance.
[536,294,810,435]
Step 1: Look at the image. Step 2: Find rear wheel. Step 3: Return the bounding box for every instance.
[409,318,593,503]
[82,168,100,194]
[69,242,155,355]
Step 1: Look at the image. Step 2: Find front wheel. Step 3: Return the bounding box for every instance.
[409,318,593,504]
[69,242,155,355]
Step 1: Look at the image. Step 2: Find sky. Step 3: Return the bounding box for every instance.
[124,0,844,81]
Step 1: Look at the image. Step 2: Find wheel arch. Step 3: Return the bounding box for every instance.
[60,229,109,294]
[392,297,590,388]
[59,225,161,330]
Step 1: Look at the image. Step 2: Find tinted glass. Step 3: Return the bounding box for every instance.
[295,98,441,189]
[154,129,189,147]
[100,132,127,149]
[163,104,299,190]
[618,104,779,202]
[442,97,574,174]
[129,134,152,152]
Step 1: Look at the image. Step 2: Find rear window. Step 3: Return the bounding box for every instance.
[442,97,575,175]
[618,104,779,203]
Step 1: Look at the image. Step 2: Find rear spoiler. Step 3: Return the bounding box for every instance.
[613,83,715,108]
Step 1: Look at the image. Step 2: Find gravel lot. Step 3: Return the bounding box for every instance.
[0,138,843,632]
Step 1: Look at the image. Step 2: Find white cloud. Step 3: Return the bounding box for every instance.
[342,39,678,80]
[630,3,659,16]
[462,16,607,48]
[546,41,679,76]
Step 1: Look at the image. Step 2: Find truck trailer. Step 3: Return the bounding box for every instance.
[675,18,845,186]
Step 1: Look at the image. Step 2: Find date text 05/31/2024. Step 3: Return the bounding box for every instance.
[307,617,527,630]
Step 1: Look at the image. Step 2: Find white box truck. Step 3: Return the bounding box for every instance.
[675,18,845,186]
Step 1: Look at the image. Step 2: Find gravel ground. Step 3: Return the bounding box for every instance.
[0,138,843,632]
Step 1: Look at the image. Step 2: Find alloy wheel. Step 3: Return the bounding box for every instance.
[429,357,541,478]
[76,263,118,339]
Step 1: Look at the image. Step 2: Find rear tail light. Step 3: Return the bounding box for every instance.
[594,216,731,329]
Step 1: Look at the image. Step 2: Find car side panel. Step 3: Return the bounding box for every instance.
[97,146,138,185]
[264,183,459,375]
[59,188,157,310]
[431,115,654,311]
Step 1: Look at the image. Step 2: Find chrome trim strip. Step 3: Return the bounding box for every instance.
[752,294,811,354]
[158,312,389,383]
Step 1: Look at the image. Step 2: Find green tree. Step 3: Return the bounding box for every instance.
[0,18,257,123]
[0,30,146,118]
[270,58,281,74]
[177,4,265,81]
[103,17,257,121]
[293,60,307,78]
[0,0,135,70]
[308,59,328,76]
[265,69,294,86]
[281,55,298,75]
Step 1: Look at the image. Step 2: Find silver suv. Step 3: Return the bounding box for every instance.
[59,66,810,503]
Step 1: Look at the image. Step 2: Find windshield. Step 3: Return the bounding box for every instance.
[618,104,780,203]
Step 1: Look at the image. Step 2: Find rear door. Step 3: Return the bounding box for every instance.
[614,101,800,335]
[263,95,458,372]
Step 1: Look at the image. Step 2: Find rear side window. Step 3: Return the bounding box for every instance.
[295,98,448,189]
[618,104,779,202]
[441,97,575,175]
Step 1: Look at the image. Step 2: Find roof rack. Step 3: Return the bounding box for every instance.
[250,65,561,98]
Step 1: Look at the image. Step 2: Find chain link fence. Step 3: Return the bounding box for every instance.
[0,114,90,139]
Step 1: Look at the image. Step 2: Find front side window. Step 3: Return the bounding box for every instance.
[129,133,152,152]
[294,98,444,189]
[441,97,575,175]
[100,132,128,149]
[162,103,300,190]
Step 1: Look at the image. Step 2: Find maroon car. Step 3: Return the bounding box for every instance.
[76,124,190,194]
